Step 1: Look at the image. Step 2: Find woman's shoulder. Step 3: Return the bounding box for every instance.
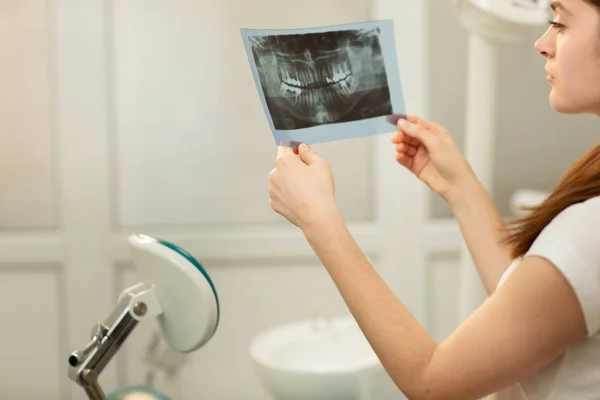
[525,195,600,338]
[541,195,600,235]
[566,195,600,211]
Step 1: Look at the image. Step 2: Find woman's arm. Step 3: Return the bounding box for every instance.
[302,210,586,400]
[269,145,587,399]
[393,116,514,295]
[448,178,515,295]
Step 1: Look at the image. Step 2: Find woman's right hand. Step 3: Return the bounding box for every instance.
[391,115,476,204]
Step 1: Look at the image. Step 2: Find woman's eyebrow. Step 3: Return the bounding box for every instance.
[551,1,572,16]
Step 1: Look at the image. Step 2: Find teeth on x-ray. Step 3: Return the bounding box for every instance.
[250,27,392,130]
[279,62,352,93]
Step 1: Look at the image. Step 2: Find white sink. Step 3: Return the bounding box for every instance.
[249,316,401,400]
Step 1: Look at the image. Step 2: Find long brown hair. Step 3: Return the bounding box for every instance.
[503,145,600,258]
[502,0,600,259]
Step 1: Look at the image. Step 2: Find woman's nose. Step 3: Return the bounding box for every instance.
[534,31,553,58]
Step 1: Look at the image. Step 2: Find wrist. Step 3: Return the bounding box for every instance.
[299,203,344,234]
[446,175,484,211]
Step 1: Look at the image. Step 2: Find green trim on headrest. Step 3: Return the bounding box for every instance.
[107,385,172,400]
[157,238,221,351]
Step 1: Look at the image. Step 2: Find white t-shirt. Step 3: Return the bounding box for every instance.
[490,196,600,400]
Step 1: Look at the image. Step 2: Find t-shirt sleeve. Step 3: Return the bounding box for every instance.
[525,197,600,337]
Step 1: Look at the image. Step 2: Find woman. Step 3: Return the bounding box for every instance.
[268,1,600,399]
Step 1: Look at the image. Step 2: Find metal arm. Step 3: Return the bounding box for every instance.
[68,283,162,399]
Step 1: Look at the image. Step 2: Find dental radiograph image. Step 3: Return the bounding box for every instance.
[248,28,392,130]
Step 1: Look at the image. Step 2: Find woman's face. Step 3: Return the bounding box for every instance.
[534,0,600,115]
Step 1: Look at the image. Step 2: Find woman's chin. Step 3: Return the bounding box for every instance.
[548,89,598,114]
[549,91,575,114]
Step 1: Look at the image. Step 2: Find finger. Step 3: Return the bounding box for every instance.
[277,145,295,158]
[404,134,421,147]
[396,143,418,157]
[406,114,445,132]
[268,168,277,183]
[395,143,408,155]
[391,130,404,144]
[298,143,320,166]
[397,119,434,148]
[392,130,420,147]
[395,152,414,169]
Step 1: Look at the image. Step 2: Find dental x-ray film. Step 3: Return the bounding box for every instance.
[240,19,406,145]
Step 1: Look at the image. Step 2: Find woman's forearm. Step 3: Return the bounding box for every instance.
[301,210,437,399]
[448,179,514,295]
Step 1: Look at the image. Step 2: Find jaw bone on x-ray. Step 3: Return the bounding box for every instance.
[241,20,406,145]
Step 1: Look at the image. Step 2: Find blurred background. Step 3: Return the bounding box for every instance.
[0,0,598,399]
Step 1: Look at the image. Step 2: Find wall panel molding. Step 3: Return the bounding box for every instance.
[0,265,67,400]
[0,233,64,263]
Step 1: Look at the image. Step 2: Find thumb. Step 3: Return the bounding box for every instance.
[298,143,318,166]
[397,119,435,148]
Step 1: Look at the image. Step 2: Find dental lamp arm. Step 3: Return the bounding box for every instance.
[67,234,219,400]
[301,212,586,400]
[68,283,164,399]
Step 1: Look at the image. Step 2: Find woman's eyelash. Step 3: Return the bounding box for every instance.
[548,20,565,29]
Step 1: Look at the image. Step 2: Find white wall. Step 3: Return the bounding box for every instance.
[0,1,396,399]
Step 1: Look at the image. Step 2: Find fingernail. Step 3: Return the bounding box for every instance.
[385,113,405,126]
[300,143,310,150]
[398,118,409,126]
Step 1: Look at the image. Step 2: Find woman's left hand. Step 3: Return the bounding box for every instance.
[269,144,339,230]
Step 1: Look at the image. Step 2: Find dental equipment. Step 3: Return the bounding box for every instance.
[67,234,220,400]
